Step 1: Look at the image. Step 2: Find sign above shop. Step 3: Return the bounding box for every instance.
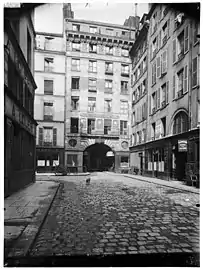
[178,140,187,152]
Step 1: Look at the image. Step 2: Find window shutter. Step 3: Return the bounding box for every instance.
[150,44,152,60]
[184,65,188,93]
[167,18,170,37]
[162,50,167,74]
[159,31,162,49]
[184,25,189,53]
[157,56,161,78]
[149,95,151,115]
[53,128,57,146]
[154,62,156,83]
[157,88,160,109]
[172,39,177,63]
[166,81,169,103]
[39,128,43,146]
[155,92,157,109]
[152,65,154,85]
[173,75,176,99]
[192,57,197,87]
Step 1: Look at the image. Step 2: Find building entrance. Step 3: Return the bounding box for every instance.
[83,143,114,172]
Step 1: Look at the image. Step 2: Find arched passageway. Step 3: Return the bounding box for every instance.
[83,143,115,172]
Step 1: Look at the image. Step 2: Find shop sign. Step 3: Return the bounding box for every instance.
[5,95,35,136]
[178,140,187,152]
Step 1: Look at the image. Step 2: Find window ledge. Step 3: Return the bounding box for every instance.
[160,102,169,111]
[173,91,187,101]
[193,40,200,47]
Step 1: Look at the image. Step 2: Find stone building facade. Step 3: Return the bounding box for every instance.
[130,4,200,183]
[4,4,37,196]
[34,4,66,172]
[64,4,139,172]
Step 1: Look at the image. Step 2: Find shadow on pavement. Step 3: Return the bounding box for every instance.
[4,252,199,267]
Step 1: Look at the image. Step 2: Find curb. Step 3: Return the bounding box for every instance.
[4,183,60,261]
[123,174,200,195]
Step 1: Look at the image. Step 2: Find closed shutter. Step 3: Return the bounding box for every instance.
[184,25,189,53]
[159,31,162,49]
[184,65,188,93]
[192,57,197,87]
[173,75,176,99]
[162,50,167,74]
[157,88,160,109]
[166,81,169,103]
[167,18,170,37]
[149,95,151,115]
[151,65,154,85]
[39,127,43,146]
[154,92,157,109]
[53,128,57,146]
[157,56,161,78]
[172,39,177,63]
[154,62,156,83]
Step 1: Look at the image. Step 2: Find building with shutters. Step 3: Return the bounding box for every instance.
[129,3,200,183]
[34,4,66,172]
[4,4,38,196]
[63,4,139,172]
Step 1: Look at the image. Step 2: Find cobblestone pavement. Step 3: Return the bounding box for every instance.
[30,172,199,257]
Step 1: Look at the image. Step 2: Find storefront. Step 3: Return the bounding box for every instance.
[36,147,64,173]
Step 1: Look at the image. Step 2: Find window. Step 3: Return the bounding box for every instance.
[44,102,53,120]
[71,118,79,133]
[27,29,31,68]
[72,42,80,51]
[104,119,111,134]
[143,57,147,71]
[121,64,129,76]
[177,69,184,93]
[89,26,97,34]
[67,154,78,166]
[194,22,200,44]
[88,78,97,92]
[121,48,128,57]
[89,43,97,53]
[192,57,198,87]
[105,80,113,92]
[161,117,166,137]
[121,81,128,93]
[142,79,146,94]
[71,58,80,71]
[106,28,113,36]
[152,92,156,112]
[105,62,113,74]
[177,31,184,57]
[152,62,156,85]
[173,111,188,135]
[151,123,155,139]
[120,101,128,114]
[161,83,166,105]
[88,97,96,112]
[44,79,53,95]
[87,119,95,134]
[71,77,80,90]
[72,24,80,31]
[161,50,167,74]
[132,112,135,125]
[44,57,54,72]
[71,96,79,110]
[137,65,141,77]
[44,36,54,50]
[157,56,161,78]
[105,46,113,55]
[162,21,168,46]
[104,99,112,113]
[43,127,53,146]
[120,120,128,135]
[157,88,160,109]
[89,60,97,72]
[152,37,157,57]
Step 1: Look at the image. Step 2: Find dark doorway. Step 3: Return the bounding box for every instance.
[83,143,114,172]
[175,151,187,181]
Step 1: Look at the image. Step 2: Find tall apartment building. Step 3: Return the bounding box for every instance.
[64,4,139,172]
[34,4,66,172]
[4,4,38,196]
[130,14,149,173]
[130,4,200,182]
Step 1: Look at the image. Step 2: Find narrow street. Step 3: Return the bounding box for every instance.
[28,173,199,261]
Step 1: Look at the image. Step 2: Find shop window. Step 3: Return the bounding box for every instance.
[67,154,78,166]
[120,156,129,167]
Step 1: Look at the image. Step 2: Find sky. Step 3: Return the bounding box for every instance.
[71,2,149,25]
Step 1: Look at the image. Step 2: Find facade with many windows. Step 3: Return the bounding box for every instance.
[64,4,139,172]
[130,4,200,183]
[34,4,66,172]
[4,5,38,196]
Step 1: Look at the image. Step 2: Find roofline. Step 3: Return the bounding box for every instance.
[36,31,63,38]
[66,18,136,31]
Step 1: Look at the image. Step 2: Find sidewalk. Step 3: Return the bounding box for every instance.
[106,172,200,194]
[4,181,60,260]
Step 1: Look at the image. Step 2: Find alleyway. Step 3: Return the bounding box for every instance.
[29,173,199,261]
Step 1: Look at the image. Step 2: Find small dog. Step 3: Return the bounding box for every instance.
[86,178,91,184]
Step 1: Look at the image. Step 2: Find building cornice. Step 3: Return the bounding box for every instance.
[36,31,63,38]
[66,18,136,31]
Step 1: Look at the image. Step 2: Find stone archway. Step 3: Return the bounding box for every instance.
[83,143,115,172]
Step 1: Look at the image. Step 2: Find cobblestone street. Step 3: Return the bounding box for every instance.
[30,172,199,258]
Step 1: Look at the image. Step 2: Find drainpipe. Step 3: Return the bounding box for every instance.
[188,18,192,132]
[64,22,67,168]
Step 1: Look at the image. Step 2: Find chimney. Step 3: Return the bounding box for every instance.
[63,3,74,19]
